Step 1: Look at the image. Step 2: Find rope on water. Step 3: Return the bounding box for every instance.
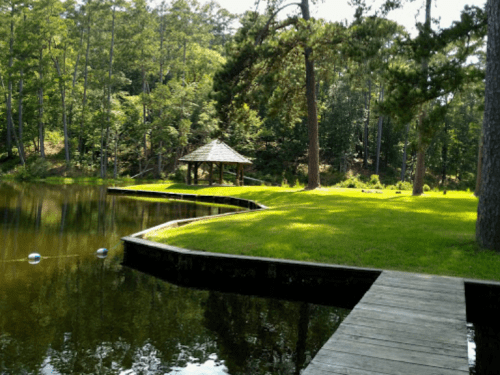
[0,240,123,263]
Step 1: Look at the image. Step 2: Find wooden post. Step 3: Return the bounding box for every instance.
[209,162,213,186]
[194,162,198,185]
[236,164,241,186]
[241,165,245,187]
[187,162,192,185]
[219,163,223,185]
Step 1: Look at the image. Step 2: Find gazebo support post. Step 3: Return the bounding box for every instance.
[219,163,223,185]
[187,162,192,185]
[209,162,213,186]
[236,164,242,186]
[194,162,199,185]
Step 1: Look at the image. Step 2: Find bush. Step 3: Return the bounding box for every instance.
[167,165,187,183]
[369,174,384,189]
[335,175,367,189]
[396,181,413,191]
[14,158,50,181]
[423,184,431,192]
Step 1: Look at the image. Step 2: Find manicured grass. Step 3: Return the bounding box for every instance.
[125,182,500,281]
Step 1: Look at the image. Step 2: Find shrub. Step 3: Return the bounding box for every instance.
[369,174,384,189]
[335,175,367,189]
[396,181,413,191]
[14,158,50,181]
[423,184,431,192]
[369,174,380,185]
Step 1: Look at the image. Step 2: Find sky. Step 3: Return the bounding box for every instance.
[203,0,487,36]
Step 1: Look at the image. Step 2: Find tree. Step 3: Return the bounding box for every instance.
[380,3,486,194]
[213,0,323,189]
[476,0,500,251]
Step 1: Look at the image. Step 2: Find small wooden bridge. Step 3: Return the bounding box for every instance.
[304,270,469,375]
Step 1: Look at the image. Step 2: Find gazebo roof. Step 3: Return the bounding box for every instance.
[179,140,252,165]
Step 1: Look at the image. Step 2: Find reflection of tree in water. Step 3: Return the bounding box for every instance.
[203,291,349,375]
[0,252,349,374]
[0,256,219,374]
[0,183,229,237]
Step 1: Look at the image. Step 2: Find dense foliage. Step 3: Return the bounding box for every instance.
[0,0,487,191]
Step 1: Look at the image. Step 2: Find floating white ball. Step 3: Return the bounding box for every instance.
[28,253,41,265]
[96,248,108,259]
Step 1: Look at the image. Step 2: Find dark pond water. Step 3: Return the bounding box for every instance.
[468,322,500,375]
[0,182,349,374]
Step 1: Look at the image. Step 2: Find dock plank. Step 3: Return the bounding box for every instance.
[322,338,469,371]
[303,270,469,375]
[342,316,466,344]
[331,328,467,357]
[366,285,464,303]
[311,351,468,375]
[359,294,466,317]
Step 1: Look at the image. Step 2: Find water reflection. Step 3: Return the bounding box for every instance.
[0,182,348,374]
[1,182,234,265]
[0,253,348,374]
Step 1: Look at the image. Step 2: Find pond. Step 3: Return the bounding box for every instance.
[0,182,349,374]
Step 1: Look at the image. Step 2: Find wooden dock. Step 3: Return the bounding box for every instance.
[304,270,469,375]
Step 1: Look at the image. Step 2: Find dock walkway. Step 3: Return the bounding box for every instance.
[304,270,469,375]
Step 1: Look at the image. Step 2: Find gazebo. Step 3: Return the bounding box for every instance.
[179,140,252,186]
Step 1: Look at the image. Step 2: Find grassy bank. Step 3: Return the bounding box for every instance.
[124,183,499,281]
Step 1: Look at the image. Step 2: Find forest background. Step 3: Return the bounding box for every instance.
[0,0,488,191]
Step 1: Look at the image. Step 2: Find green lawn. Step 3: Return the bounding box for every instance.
[125,183,500,281]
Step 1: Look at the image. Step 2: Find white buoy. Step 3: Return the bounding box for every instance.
[96,248,108,259]
[28,253,41,265]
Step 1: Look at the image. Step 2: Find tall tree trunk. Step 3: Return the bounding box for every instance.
[401,123,410,182]
[413,115,427,196]
[363,79,371,168]
[102,5,116,179]
[475,130,483,197]
[113,131,119,179]
[301,0,320,189]
[442,118,449,185]
[6,13,14,159]
[159,8,165,84]
[38,48,45,159]
[54,55,70,165]
[18,67,25,164]
[68,28,84,151]
[158,9,165,177]
[100,109,105,178]
[413,0,432,196]
[158,140,163,177]
[80,15,91,157]
[182,39,187,86]
[476,0,500,251]
[375,85,384,175]
[142,61,147,158]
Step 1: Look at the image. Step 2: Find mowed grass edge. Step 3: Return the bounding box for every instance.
[124,182,500,281]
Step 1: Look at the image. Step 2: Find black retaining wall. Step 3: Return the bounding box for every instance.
[122,236,381,309]
[465,279,500,326]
